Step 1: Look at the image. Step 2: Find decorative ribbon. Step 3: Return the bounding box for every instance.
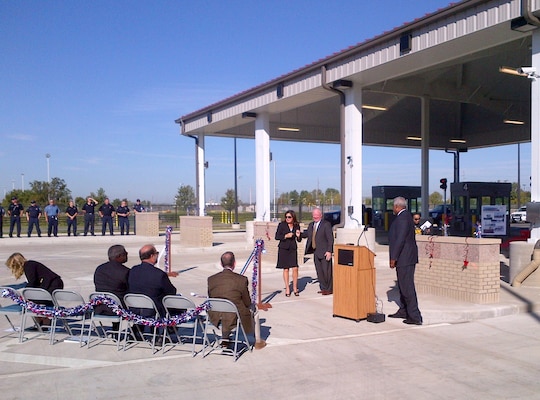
[462,237,469,270]
[0,288,211,328]
[239,239,265,305]
[426,236,435,269]
[164,225,173,273]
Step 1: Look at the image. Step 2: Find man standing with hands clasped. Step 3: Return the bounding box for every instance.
[388,197,423,325]
[302,207,334,295]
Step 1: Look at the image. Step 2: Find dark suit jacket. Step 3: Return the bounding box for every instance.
[388,209,418,266]
[303,219,334,257]
[275,221,301,250]
[94,260,130,315]
[24,260,64,293]
[128,262,177,316]
[207,269,254,334]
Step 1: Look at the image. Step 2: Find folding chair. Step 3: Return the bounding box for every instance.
[162,295,205,356]
[20,288,57,344]
[123,294,161,353]
[52,289,91,345]
[86,292,125,350]
[202,298,252,361]
[0,287,23,339]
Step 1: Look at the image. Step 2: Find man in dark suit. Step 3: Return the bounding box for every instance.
[128,244,177,317]
[208,251,254,347]
[302,207,334,295]
[388,197,423,325]
[94,244,130,317]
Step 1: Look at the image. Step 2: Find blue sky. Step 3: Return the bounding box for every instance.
[0,1,530,205]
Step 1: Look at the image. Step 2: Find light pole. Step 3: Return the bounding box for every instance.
[21,173,24,191]
[46,153,51,183]
[174,196,178,228]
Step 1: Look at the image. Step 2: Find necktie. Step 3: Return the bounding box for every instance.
[312,222,318,249]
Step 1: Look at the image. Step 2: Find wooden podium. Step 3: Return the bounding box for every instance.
[333,244,376,321]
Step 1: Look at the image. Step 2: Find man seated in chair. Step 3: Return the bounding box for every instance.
[128,244,177,342]
[207,251,254,348]
[93,245,130,333]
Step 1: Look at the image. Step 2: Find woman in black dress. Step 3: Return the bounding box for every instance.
[275,210,302,297]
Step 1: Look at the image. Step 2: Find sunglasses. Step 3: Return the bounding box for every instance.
[285,215,293,219]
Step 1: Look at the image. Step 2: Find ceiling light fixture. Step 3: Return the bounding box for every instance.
[499,66,527,77]
[406,136,422,141]
[449,138,467,144]
[362,104,387,111]
[278,127,300,132]
[503,119,525,125]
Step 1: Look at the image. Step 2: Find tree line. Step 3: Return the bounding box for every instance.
[2,178,151,209]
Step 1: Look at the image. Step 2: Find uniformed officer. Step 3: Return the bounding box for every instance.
[65,200,78,236]
[26,200,42,237]
[0,204,5,238]
[44,199,60,237]
[8,197,24,238]
[133,199,145,213]
[82,197,99,236]
[116,200,130,235]
[133,198,145,235]
[99,198,115,236]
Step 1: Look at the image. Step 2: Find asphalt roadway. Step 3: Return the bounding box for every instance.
[0,232,539,399]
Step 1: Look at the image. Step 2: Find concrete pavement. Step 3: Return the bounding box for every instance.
[0,231,539,399]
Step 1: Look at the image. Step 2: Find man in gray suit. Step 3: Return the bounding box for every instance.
[303,207,334,295]
[388,197,423,325]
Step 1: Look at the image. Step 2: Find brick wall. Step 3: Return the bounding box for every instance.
[179,216,213,247]
[134,212,160,236]
[416,236,501,304]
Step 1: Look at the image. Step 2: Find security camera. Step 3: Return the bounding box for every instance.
[518,66,537,75]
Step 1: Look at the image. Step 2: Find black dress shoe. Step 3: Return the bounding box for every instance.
[403,319,422,325]
[388,313,407,319]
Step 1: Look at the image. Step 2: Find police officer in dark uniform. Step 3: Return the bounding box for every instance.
[65,200,78,237]
[0,204,5,238]
[82,197,99,236]
[116,200,130,235]
[26,200,42,237]
[44,199,60,237]
[133,199,145,234]
[99,198,115,236]
[8,197,24,238]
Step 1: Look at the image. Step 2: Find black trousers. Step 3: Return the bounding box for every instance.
[395,263,422,323]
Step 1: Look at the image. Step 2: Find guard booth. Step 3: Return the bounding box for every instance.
[371,186,421,231]
[450,182,511,237]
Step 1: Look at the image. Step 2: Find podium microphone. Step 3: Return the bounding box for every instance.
[356,224,369,246]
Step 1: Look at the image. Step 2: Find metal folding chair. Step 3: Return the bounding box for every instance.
[123,294,162,353]
[52,289,91,346]
[202,298,252,361]
[19,288,57,344]
[86,292,125,350]
[162,295,205,356]
[0,287,23,339]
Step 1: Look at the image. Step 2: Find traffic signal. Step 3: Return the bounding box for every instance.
[440,178,448,190]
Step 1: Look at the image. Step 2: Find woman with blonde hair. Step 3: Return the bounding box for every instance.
[5,252,64,294]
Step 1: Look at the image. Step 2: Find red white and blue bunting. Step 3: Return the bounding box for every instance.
[0,288,210,328]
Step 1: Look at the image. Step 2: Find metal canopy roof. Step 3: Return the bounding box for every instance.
[177,0,535,151]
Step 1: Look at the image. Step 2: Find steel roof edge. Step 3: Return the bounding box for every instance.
[175,0,483,126]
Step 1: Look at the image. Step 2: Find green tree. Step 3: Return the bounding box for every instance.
[221,189,236,216]
[89,188,107,204]
[325,188,341,206]
[29,177,71,207]
[176,184,196,214]
[429,191,443,208]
